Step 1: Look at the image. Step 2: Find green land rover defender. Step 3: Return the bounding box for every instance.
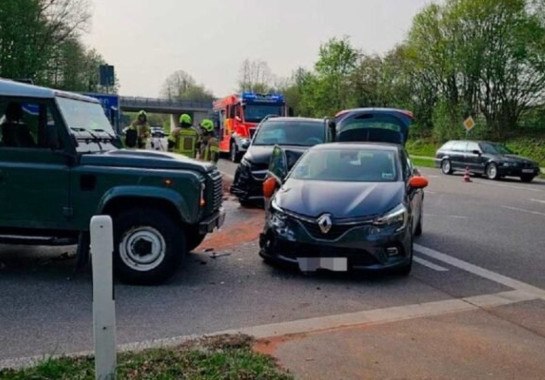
[0,79,225,285]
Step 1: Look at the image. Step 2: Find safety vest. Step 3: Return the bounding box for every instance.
[202,136,219,162]
[175,127,199,158]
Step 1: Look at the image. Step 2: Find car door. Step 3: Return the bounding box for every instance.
[451,141,468,171]
[466,141,486,173]
[0,98,72,230]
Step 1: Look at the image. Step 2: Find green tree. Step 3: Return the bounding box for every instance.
[297,37,359,117]
[406,0,545,139]
[0,0,91,83]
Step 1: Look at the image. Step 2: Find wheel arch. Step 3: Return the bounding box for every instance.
[97,187,193,225]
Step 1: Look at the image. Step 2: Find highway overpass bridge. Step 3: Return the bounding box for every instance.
[119,96,212,128]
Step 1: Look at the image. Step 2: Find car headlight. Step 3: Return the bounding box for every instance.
[501,162,517,167]
[373,204,408,232]
[240,157,251,167]
[270,199,287,228]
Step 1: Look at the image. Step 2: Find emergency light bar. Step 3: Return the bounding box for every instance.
[241,92,284,104]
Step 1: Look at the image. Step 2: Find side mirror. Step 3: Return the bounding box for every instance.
[472,150,482,156]
[263,176,279,199]
[409,176,429,189]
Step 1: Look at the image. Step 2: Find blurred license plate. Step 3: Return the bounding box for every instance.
[522,169,534,173]
[297,257,348,272]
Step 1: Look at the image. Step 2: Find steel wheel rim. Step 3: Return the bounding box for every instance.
[488,165,497,178]
[442,160,451,173]
[119,226,166,272]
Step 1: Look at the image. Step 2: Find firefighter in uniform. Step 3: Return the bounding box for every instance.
[199,119,219,163]
[130,110,151,149]
[168,113,199,158]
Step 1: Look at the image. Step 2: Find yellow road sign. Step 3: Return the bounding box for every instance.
[464,117,475,131]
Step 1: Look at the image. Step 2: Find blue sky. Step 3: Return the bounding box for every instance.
[85,0,437,97]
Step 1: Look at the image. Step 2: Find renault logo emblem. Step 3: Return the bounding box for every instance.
[317,214,333,234]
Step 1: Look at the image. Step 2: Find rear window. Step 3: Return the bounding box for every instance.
[337,114,403,144]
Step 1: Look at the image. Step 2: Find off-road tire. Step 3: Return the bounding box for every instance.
[113,207,185,285]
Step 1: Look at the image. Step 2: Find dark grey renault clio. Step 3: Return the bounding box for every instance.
[259,109,429,275]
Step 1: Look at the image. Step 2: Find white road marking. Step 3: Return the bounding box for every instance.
[530,199,545,205]
[501,205,545,218]
[3,243,545,370]
[415,244,545,300]
[414,256,449,272]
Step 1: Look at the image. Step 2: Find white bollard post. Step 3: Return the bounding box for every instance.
[91,215,116,380]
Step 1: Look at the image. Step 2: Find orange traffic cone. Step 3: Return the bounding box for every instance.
[463,166,472,182]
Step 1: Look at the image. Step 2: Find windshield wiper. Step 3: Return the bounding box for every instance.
[91,129,117,141]
[70,127,103,150]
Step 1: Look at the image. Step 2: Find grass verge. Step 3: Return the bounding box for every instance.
[410,156,436,169]
[0,335,292,380]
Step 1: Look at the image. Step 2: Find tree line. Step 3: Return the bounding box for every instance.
[244,0,545,142]
[0,0,114,92]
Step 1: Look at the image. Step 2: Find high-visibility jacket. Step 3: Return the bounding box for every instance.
[202,136,219,163]
[169,126,199,158]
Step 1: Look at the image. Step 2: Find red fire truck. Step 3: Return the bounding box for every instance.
[213,92,288,162]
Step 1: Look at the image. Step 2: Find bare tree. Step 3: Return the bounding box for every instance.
[238,59,274,93]
[161,70,214,102]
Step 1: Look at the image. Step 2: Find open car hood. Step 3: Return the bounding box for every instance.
[334,108,413,146]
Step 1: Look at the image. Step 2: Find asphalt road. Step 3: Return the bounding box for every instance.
[1,159,545,367]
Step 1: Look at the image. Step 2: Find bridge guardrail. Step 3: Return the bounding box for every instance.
[120,96,212,110]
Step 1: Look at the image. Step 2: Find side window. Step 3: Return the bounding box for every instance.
[228,105,236,119]
[453,141,468,152]
[0,99,61,150]
[467,142,480,152]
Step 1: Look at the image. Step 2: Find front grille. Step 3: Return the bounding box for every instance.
[299,220,356,240]
[207,168,223,212]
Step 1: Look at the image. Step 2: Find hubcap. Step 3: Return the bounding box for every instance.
[119,226,166,272]
[488,165,497,178]
[442,160,451,173]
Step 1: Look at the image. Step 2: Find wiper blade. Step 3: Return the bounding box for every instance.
[92,129,117,141]
[70,127,102,150]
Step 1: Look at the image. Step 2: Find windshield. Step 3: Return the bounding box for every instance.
[56,97,118,152]
[243,104,283,123]
[253,120,325,146]
[291,148,399,182]
[481,142,513,155]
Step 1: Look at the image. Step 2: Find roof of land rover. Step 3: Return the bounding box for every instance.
[0,78,99,103]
